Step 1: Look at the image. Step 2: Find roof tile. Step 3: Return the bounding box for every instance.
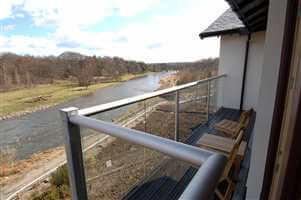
[200,9,245,38]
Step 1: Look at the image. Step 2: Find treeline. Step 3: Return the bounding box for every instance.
[0,52,219,91]
[150,58,219,85]
[148,57,219,72]
[0,52,148,91]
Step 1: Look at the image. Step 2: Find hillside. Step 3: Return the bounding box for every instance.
[58,51,87,60]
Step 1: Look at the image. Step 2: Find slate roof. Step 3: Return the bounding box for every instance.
[199,9,247,39]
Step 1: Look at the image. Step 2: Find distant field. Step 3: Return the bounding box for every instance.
[0,73,146,117]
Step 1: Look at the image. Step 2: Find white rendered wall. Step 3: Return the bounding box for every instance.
[243,31,265,110]
[246,0,289,199]
[217,34,247,109]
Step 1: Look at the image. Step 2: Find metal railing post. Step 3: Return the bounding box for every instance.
[60,107,88,200]
[175,91,179,141]
[207,80,211,122]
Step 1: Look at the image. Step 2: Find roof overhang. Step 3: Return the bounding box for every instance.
[199,0,269,39]
[200,27,248,39]
[225,0,269,32]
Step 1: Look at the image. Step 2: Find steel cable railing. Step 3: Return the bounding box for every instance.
[60,74,227,200]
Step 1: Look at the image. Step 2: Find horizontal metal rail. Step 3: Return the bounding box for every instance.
[78,74,226,116]
[70,114,213,166]
[67,112,227,200]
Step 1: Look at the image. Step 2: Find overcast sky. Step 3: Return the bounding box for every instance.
[0,0,229,63]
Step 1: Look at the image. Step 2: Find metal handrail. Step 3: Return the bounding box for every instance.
[60,74,228,200]
[70,114,213,166]
[78,74,226,116]
[62,109,227,200]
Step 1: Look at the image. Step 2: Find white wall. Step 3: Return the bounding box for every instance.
[218,32,265,110]
[243,31,265,110]
[217,34,247,109]
[246,0,290,199]
[217,32,265,111]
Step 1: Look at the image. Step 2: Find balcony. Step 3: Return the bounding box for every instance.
[60,74,255,200]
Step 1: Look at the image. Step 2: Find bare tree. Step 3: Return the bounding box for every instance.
[74,59,96,88]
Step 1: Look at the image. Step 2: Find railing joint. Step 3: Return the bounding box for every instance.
[60,107,88,200]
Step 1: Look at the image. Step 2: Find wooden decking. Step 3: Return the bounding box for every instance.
[122,107,256,200]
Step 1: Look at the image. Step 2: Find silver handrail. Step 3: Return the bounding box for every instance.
[61,108,227,200]
[70,114,213,166]
[60,74,227,200]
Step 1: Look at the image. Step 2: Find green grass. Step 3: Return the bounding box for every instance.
[0,73,147,116]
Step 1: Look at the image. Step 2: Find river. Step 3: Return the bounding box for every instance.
[0,72,171,160]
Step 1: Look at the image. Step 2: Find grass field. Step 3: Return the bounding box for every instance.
[0,73,147,116]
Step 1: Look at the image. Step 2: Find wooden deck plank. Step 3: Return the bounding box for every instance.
[197,133,247,157]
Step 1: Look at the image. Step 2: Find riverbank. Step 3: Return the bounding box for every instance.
[157,68,217,90]
[0,73,147,121]
[157,71,178,90]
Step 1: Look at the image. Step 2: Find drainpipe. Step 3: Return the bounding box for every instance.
[240,34,251,111]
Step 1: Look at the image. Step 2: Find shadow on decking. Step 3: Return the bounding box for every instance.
[122,107,256,200]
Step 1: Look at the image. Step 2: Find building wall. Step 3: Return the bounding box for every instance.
[217,34,247,109]
[246,0,290,199]
[243,31,265,110]
[217,31,267,198]
[217,32,265,110]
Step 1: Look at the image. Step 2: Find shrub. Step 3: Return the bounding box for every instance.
[30,187,60,200]
[29,165,71,200]
[50,165,69,187]
[30,185,70,200]
[176,70,206,85]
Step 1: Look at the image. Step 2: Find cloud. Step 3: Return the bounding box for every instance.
[20,0,160,28]
[0,25,16,32]
[114,0,160,17]
[114,36,128,43]
[0,35,57,55]
[0,0,24,19]
[15,13,25,18]
[97,1,229,62]
[56,40,81,48]
[0,0,229,62]
[147,43,162,50]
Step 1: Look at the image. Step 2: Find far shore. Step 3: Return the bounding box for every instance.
[0,73,148,121]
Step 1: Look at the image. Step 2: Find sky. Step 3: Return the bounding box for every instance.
[0,0,229,63]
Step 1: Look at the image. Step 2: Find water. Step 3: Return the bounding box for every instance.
[0,72,170,160]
